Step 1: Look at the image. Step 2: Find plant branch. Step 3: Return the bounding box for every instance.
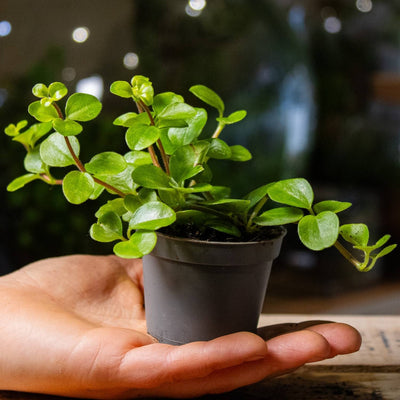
[334,240,362,269]
[138,99,170,174]
[247,196,268,229]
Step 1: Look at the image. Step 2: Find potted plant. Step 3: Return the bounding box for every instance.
[4,75,396,344]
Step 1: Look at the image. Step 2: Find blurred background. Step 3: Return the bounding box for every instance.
[1,0,399,313]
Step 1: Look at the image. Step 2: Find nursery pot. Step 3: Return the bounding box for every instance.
[142,229,286,345]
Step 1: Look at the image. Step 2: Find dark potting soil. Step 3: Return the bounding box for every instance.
[159,224,284,243]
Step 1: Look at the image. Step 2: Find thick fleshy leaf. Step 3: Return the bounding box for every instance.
[4,120,28,136]
[267,178,314,210]
[298,211,339,251]
[40,132,80,167]
[124,151,152,167]
[176,183,213,193]
[314,200,352,214]
[189,85,225,115]
[153,92,184,114]
[48,82,68,100]
[207,138,232,159]
[124,194,142,212]
[244,184,272,209]
[216,110,247,125]
[158,102,196,121]
[206,220,241,237]
[24,148,46,174]
[169,141,209,184]
[339,224,369,247]
[7,174,39,192]
[126,125,160,150]
[28,101,59,122]
[113,230,157,258]
[130,75,154,106]
[95,198,127,218]
[167,108,207,146]
[90,212,123,242]
[129,201,176,230]
[85,152,127,175]
[110,81,133,98]
[203,198,250,214]
[53,118,83,136]
[113,112,139,127]
[100,166,138,194]
[229,145,252,162]
[65,93,102,122]
[254,207,304,226]
[13,122,53,148]
[32,83,48,98]
[62,171,95,204]
[132,164,172,189]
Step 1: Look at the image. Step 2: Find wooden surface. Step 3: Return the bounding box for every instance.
[0,314,399,400]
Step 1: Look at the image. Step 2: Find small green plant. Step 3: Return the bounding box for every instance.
[5,75,396,271]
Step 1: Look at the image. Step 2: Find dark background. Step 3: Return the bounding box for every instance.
[1,0,399,300]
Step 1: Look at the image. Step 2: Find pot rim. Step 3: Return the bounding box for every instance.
[156,226,287,247]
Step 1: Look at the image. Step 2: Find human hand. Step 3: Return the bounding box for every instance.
[0,255,361,399]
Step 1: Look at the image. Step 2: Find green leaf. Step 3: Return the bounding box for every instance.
[298,211,339,251]
[203,198,250,214]
[206,220,241,238]
[12,122,53,148]
[126,125,160,150]
[373,244,397,259]
[7,174,39,192]
[124,151,153,167]
[189,85,225,116]
[169,142,209,184]
[32,83,48,98]
[153,92,184,114]
[5,120,28,136]
[158,102,197,121]
[167,108,207,146]
[267,178,314,210]
[24,148,46,174]
[314,200,352,214]
[65,93,102,122]
[40,132,80,167]
[132,164,172,189]
[53,118,83,136]
[176,182,213,193]
[113,230,157,258]
[85,152,127,175]
[129,201,176,230]
[130,75,154,106]
[244,184,272,209]
[95,198,127,218]
[339,224,369,247]
[90,212,123,242]
[48,82,68,100]
[62,171,95,204]
[28,101,59,122]
[207,138,232,159]
[216,110,247,125]
[229,145,252,162]
[110,80,133,98]
[100,165,138,194]
[124,194,142,212]
[113,112,139,127]
[254,207,304,226]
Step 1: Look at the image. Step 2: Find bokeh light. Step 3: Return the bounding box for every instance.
[123,52,139,70]
[76,75,104,100]
[0,21,12,37]
[356,0,373,13]
[72,26,90,43]
[323,16,342,34]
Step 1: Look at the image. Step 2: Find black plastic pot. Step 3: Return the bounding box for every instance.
[142,230,286,345]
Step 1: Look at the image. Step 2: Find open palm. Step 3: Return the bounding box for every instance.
[0,254,361,399]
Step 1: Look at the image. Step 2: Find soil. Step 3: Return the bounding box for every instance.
[159,224,285,243]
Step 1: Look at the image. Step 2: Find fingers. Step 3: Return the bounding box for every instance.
[306,322,362,357]
[117,331,268,388]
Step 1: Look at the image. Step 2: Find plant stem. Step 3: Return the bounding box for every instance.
[136,101,164,171]
[51,102,127,198]
[334,240,362,269]
[247,196,268,229]
[212,122,225,139]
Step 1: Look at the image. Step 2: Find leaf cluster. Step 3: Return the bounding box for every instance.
[4,76,396,270]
